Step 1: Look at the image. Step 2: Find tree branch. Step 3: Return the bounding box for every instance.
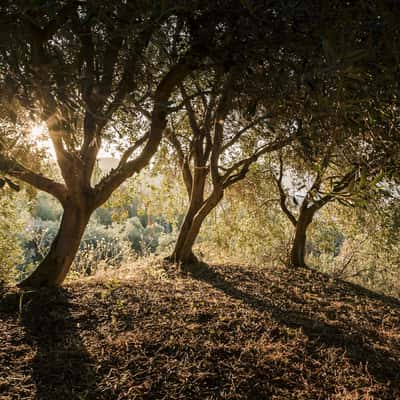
[180,83,203,138]
[101,25,154,121]
[221,113,273,152]
[98,34,124,102]
[166,123,193,197]
[118,131,151,167]
[73,12,95,107]
[221,135,293,183]
[132,98,152,121]
[0,154,67,204]
[42,2,80,39]
[210,76,234,186]
[310,168,357,212]
[167,89,212,113]
[271,153,297,226]
[93,54,197,208]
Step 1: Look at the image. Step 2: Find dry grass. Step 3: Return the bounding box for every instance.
[0,260,399,399]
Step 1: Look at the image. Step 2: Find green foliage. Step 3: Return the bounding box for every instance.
[309,201,400,296]
[128,170,187,231]
[156,231,178,255]
[198,168,293,265]
[193,164,400,297]
[308,218,344,257]
[125,217,145,253]
[31,192,62,221]
[2,159,400,299]
[18,218,59,271]
[0,192,23,283]
[0,0,399,289]
[143,223,165,253]
[17,198,171,277]
[19,216,131,278]
[93,207,113,226]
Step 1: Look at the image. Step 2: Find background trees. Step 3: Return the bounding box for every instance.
[269,140,383,268]
[0,191,23,283]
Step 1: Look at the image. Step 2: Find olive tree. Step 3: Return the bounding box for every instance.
[0,1,227,287]
[162,68,295,265]
[270,139,383,269]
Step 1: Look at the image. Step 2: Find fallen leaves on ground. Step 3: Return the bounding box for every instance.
[0,261,399,399]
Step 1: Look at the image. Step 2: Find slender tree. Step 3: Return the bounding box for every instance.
[270,139,383,268]
[261,0,400,268]
[162,69,295,265]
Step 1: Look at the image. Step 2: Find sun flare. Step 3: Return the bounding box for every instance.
[30,123,46,141]
[29,123,56,158]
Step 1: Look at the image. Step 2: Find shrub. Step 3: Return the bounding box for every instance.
[124,216,145,253]
[31,192,62,221]
[0,194,24,283]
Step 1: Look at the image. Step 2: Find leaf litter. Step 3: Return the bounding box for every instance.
[0,261,399,399]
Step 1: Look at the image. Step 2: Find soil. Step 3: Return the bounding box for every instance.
[1,261,399,399]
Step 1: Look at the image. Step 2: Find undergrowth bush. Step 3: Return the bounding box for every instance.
[0,194,23,284]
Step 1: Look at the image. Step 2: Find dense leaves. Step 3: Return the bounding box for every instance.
[0,1,399,287]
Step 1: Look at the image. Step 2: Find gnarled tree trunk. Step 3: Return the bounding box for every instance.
[169,208,202,264]
[170,211,203,265]
[168,189,223,265]
[18,201,92,288]
[289,207,314,268]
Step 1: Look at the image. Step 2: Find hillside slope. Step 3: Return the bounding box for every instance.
[0,262,399,399]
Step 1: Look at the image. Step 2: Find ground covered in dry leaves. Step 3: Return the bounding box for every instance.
[0,261,399,399]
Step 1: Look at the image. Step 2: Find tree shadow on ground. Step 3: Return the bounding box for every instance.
[18,288,100,400]
[184,262,400,390]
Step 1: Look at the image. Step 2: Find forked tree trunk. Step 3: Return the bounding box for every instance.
[18,202,92,288]
[169,189,223,265]
[174,215,206,264]
[170,212,203,264]
[169,209,202,264]
[289,208,314,268]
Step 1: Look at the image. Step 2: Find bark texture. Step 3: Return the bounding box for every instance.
[169,183,223,265]
[18,203,92,288]
[289,207,314,268]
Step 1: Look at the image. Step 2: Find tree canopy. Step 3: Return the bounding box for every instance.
[0,0,399,286]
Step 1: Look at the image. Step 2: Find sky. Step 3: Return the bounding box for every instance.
[30,124,115,159]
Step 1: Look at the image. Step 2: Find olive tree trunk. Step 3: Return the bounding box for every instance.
[18,202,92,288]
[169,189,223,265]
[289,207,314,268]
[170,207,202,264]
